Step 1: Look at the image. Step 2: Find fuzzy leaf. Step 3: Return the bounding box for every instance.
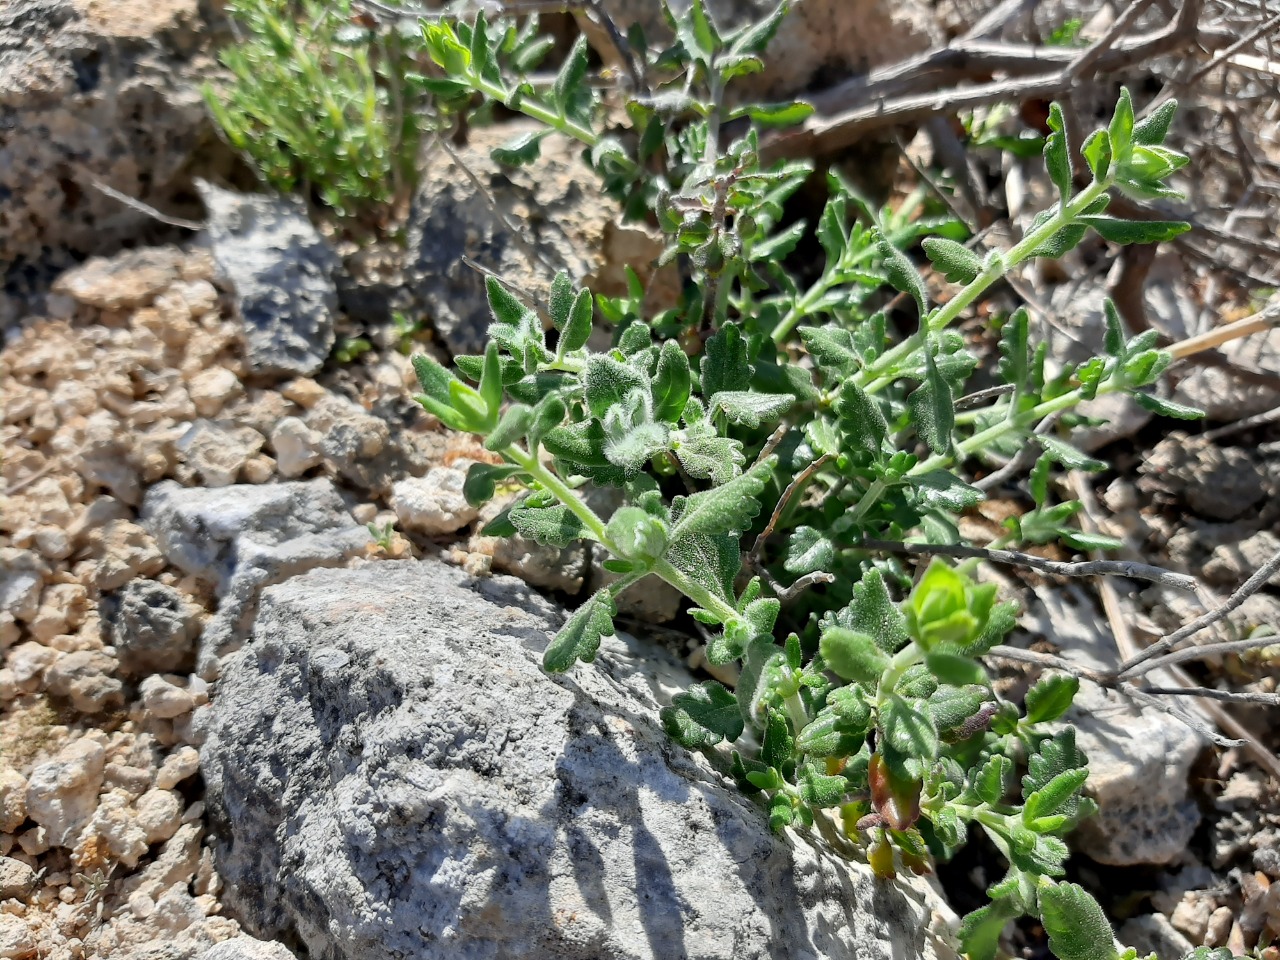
[1133,98,1178,146]
[836,381,887,454]
[881,694,938,760]
[1080,216,1190,245]
[907,344,954,455]
[1024,674,1079,724]
[1039,883,1119,960]
[800,326,860,377]
[463,462,522,507]
[670,457,775,540]
[877,236,928,317]
[674,433,745,485]
[709,391,794,428]
[783,526,836,575]
[549,272,574,331]
[484,403,533,451]
[560,289,594,354]
[1045,102,1073,202]
[653,340,692,423]
[701,323,752,395]
[491,129,546,167]
[911,472,984,512]
[543,589,615,672]
[509,502,588,548]
[584,355,649,419]
[553,34,590,114]
[998,308,1030,387]
[922,237,982,284]
[661,681,744,747]
[820,628,888,685]
[1132,392,1204,420]
[973,754,1012,805]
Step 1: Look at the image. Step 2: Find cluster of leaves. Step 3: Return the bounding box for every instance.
[211,0,1209,956]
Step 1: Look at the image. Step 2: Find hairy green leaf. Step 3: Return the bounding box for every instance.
[544,589,616,672]
[661,681,744,747]
[670,457,775,540]
[1039,882,1119,960]
[922,237,982,284]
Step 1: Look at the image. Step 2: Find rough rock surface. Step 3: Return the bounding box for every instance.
[141,479,371,675]
[203,560,960,960]
[102,577,205,675]
[198,182,340,378]
[0,0,227,288]
[597,0,937,100]
[1021,584,1203,866]
[407,123,668,356]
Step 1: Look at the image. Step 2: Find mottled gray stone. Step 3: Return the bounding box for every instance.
[199,937,299,960]
[102,578,204,675]
[141,480,369,677]
[203,559,959,960]
[197,181,339,378]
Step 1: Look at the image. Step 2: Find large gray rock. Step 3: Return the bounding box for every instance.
[1020,584,1203,866]
[203,559,960,960]
[407,123,667,357]
[0,0,228,292]
[142,479,370,677]
[197,182,339,378]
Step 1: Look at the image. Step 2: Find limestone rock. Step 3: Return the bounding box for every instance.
[0,770,28,833]
[44,650,125,714]
[1020,584,1203,866]
[0,856,37,901]
[197,182,339,378]
[390,468,478,536]
[140,675,196,720]
[176,420,267,488]
[141,479,370,675]
[83,520,165,592]
[203,559,959,960]
[407,122,668,357]
[25,737,106,846]
[0,550,46,623]
[269,417,324,478]
[199,938,300,960]
[52,247,185,311]
[0,914,36,960]
[0,0,223,287]
[101,578,204,675]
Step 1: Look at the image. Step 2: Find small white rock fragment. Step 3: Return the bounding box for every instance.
[0,771,28,833]
[269,417,324,478]
[25,739,106,844]
[391,468,478,535]
[0,913,36,960]
[140,675,196,720]
[155,747,200,790]
[135,789,183,845]
[187,368,243,418]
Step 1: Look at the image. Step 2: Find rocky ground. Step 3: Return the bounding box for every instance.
[2,0,1279,959]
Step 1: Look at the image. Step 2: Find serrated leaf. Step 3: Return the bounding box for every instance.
[1080,216,1190,245]
[800,326,860,377]
[670,456,775,540]
[1103,299,1126,357]
[761,706,794,771]
[653,340,692,423]
[661,680,744,747]
[911,471,984,512]
[543,589,616,672]
[799,762,849,807]
[783,526,836,575]
[836,381,887,454]
[1039,435,1105,471]
[1132,392,1204,420]
[820,627,888,685]
[666,531,740,604]
[584,355,649,419]
[1039,882,1120,960]
[1023,728,1090,813]
[674,433,745,485]
[509,502,588,548]
[998,307,1030,388]
[881,694,938,759]
[559,288,594,354]
[701,323,752,395]
[922,237,982,284]
[974,754,1012,805]
[907,344,954,455]
[877,236,928,317]
[959,901,1019,960]
[709,391,794,427]
[836,568,910,653]
[1024,674,1079,724]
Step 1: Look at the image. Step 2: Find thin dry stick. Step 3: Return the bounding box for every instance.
[1118,547,1280,676]
[1141,686,1280,705]
[1182,10,1280,86]
[90,180,205,231]
[854,539,1199,590]
[975,411,1064,493]
[1066,0,1160,78]
[1165,297,1280,359]
[749,454,833,565]
[1125,635,1280,675]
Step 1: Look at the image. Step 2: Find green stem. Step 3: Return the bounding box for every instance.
[876,641,922,708]
[651,558,739,623]
[503,445,612,547]
[854,179,1112,391]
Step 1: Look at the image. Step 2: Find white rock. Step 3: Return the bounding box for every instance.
[187,368,244,418]
[156,747,201,790]
[44,650,124,714]
[0,553,44,622]
[0,770,28,833]
[391,468,478,535]
[0,914,36,960]
[25,739,105,846]
[140,675,196,720]
[177,421,266,488]
[269,417,323,478]
[135,789,183,844]
[7,642,56,688]
[198,935,299,960]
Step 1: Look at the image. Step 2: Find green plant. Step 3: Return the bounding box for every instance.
[405,3,1203,958]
